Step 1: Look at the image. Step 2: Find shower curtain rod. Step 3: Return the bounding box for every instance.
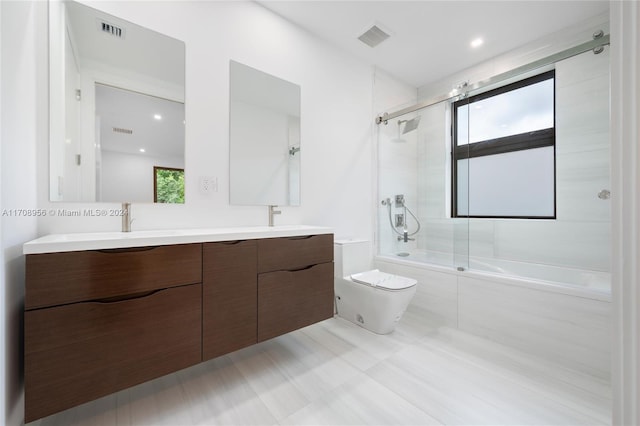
[375,31,610,125]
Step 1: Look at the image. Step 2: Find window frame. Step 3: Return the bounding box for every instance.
[451,69,557,219]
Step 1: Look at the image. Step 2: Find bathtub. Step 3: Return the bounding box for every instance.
[378,249,610,299]
[375,250,612,380]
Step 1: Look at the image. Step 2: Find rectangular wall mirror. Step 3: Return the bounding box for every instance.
[49,0,186,203]
[229,61,301,206]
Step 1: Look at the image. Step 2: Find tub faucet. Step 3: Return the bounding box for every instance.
[268,205,281,227]
[398,228,414,242]
[122,202,133,232]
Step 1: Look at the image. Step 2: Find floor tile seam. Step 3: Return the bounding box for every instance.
[185,359,280,426]
[299,324,402,372]
[275,371,374,426]
[416,334,613,400]
[261,341,365,407]
[361,362,450,426]
[412,338,612,423]
[420,328,612,387]
[368,356,607,426]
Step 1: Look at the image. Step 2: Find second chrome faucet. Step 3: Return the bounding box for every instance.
[268,205,281,227]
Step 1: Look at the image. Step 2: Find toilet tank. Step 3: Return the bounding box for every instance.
[334,239,371,277]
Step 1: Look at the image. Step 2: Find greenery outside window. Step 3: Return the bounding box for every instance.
[452,70,556,218]
[154,166,185,203]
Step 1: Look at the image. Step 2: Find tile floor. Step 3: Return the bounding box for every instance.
[29,307,612,425]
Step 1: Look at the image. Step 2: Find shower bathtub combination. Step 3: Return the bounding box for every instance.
[374,27,612,381]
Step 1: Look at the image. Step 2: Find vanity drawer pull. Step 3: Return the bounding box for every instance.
[97,246,157,254]
[257,262,333,342]
[92,289,162,304]
[24,283,201,422]
[279,264,317,273]
[257,234,333,273]
[25,243,202,310]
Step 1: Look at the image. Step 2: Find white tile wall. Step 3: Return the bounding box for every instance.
[458,275,611,380]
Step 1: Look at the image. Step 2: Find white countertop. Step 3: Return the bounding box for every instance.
[23,225,333,254]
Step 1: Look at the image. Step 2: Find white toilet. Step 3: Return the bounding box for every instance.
[334,240,417,334]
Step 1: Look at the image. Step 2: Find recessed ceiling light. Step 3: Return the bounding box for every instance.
[470,38,484,48]
[153,114,162,120]
[139,148,146,153]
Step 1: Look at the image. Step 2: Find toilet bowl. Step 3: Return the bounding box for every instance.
[334,240,417,334]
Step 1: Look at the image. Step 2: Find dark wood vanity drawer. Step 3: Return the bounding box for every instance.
[25,243,202,309]
[258,262,334,342]
[257,234,333,273]
[24,283,202,423]
[203,240,257,361]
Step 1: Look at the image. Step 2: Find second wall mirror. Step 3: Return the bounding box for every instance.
[229,61,301,206]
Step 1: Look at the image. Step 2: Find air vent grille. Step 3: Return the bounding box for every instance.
[112,127,133,135]
[358,25,390,48]
[100,21,124,38]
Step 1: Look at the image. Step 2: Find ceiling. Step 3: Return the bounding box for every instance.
[257,1,609,88]
[96,84,185,159]
[66,1,185,161]
[66,0,185,89]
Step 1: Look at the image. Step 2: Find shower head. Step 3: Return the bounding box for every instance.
[390,116,421,143]
[399,116,421,134]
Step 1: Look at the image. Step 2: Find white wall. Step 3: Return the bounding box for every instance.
[100,151,184,203]
[36,0,375,240]
[1,2,44,425]
[610,1,640,423]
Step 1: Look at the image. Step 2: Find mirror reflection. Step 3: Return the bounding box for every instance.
[229,61,301,206]
[49,0,186,203]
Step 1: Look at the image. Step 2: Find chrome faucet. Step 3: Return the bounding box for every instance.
[397,231,415,242]
[122,202,133,232]
[268,205,281,227]
[397,227,414,242]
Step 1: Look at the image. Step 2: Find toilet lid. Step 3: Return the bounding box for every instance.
[350,269,417,290]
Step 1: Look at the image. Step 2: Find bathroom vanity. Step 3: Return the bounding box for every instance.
[23,226,333,422]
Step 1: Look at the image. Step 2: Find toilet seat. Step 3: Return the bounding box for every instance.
[350,269,417,291]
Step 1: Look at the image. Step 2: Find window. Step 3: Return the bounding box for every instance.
[452,70,556,218]
[154,166,185,203]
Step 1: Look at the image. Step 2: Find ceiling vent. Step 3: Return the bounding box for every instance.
[112,127,133,135]
[99,20,125,39]
[358,25,390,48]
